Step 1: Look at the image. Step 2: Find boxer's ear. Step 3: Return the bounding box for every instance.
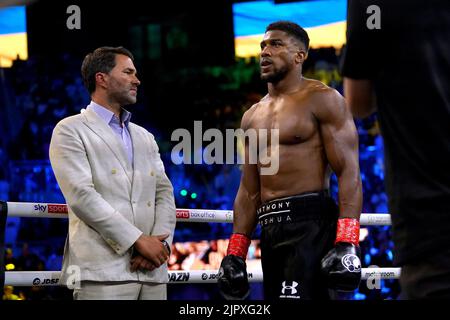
[296,50,307,64]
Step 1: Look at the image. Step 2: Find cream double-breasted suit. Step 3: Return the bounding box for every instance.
[49,107,176,285]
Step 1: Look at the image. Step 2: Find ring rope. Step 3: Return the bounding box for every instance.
[0,200,399,290]
[5,268,401,287]
[2,201,392,225]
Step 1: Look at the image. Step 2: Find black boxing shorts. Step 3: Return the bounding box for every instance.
[257,190,338,300]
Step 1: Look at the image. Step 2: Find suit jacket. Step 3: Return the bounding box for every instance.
[49,107,176,283]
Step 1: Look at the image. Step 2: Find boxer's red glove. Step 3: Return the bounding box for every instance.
[218,233,251,300]
[321,218,362,291]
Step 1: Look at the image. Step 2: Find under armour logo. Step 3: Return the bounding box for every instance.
[281,281,298,295]
[341,254,361,273]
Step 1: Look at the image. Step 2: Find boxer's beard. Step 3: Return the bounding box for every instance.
[260,65,289,84]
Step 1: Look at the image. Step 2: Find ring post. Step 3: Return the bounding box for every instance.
[0,201,8,290]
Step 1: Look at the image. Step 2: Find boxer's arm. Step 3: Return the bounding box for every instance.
[314,89,363,291]
[232,109,261,237]
[233,164,260,237]
[218,109,259,300]
[313,89,362,221]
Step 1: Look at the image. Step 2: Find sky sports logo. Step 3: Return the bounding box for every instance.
[176,210,190,219]
[33,204,68,214]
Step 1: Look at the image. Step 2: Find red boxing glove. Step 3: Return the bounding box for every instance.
[335,218,360,245]
[227,233,251,260]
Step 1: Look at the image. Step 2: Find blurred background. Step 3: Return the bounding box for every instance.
[0,0,396,300]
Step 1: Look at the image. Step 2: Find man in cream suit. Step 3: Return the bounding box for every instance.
[49,46,176,300]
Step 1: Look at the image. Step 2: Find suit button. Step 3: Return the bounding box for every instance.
[150,171,154,176]
[111,169,117,174]
[147,201,152,207]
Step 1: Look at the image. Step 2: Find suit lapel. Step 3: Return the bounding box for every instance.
[82,108,133,184]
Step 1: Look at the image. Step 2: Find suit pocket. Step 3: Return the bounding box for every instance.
[70,223,124,270]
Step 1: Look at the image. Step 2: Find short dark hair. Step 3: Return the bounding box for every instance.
[81,46,134,94]
[266,21,309,52]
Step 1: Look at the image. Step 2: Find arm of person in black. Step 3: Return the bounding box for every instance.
[342,0,380,118]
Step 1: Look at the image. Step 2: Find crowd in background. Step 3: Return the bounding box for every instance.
[0,47,397,300]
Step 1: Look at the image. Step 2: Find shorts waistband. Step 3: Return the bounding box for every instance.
[257,190,337,225]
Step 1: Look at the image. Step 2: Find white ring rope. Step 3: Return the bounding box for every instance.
[2,201,398,288]
[4,202,392,225]
[5,268,401,287]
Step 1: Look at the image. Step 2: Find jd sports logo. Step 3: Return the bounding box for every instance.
[280,281,300,299]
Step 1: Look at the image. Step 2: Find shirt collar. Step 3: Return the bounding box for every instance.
[87,101,132,127]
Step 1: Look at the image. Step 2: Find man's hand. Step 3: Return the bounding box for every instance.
[134,234,170,268]
[130,254,155,272]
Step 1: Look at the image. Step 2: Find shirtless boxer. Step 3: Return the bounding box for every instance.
[218,21,363,300]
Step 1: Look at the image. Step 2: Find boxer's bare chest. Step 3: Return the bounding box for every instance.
[249,92,318,146]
